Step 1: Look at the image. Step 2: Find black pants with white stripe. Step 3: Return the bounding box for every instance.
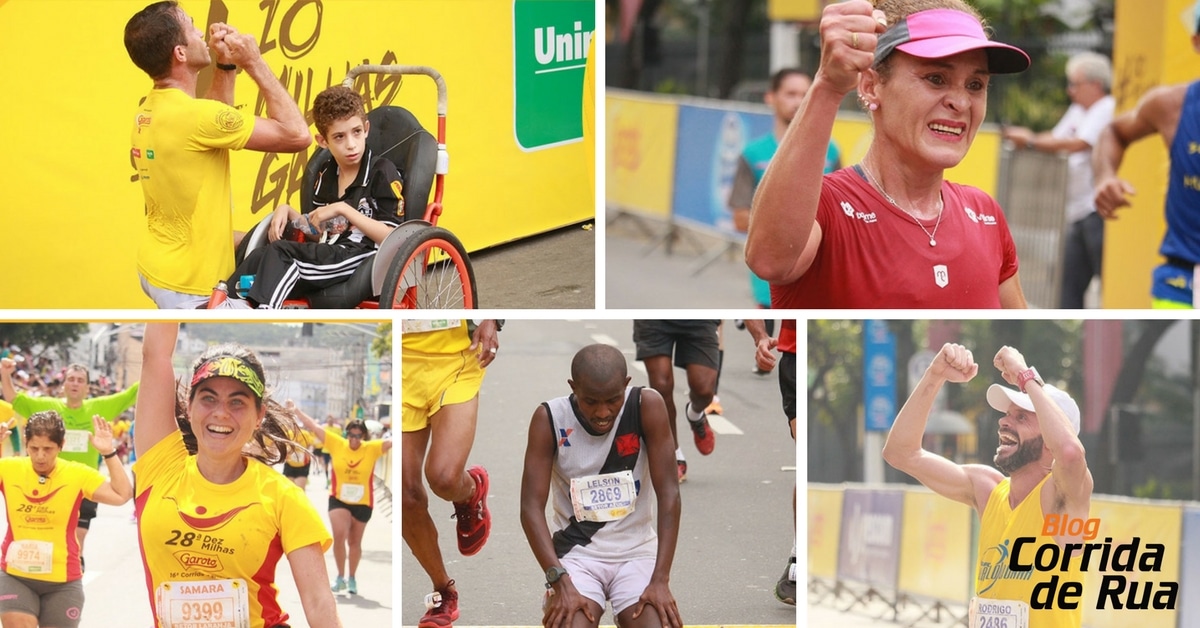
[232,240,375,309]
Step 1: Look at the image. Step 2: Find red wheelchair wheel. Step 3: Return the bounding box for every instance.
[380,227,477,309]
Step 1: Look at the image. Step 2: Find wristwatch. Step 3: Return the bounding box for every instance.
[545,566,568,589]
[1016,367,1044,393]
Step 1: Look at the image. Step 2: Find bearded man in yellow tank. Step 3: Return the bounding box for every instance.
[883,344,1091,628]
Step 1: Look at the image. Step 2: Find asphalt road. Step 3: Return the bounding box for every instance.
[400,319,798,627]
[471,223,596,309]
[605,213,760,309]
[66,463,394,627]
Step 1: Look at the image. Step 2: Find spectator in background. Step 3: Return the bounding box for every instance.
[729,69,841,311]
[1003,52,1114,308]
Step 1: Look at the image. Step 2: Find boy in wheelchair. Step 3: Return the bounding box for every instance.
[227,85,405,308]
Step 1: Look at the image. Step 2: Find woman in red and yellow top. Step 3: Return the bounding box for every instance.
[134,324,341,628]
[0,412,132,628]
[292,406,390,596]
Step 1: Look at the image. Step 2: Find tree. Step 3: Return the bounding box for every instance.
[0,324,87,362]
[1092,320,1176,495]
[807,319,865,482]
[715,0,756,98]
[371,322,391,360]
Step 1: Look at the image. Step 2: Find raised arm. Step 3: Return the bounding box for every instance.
[95,381,141,417]
[89,414,133,505]
[631,387,683,628]
[135,323,180,456]
[882,343,1002,513]
[203,22,238,105]
[992,347,1092,512]
[745,0,886,283]
[519,405,596,628]
[217,32,310,153]
[0,358,16,402]
[287,400,326,446]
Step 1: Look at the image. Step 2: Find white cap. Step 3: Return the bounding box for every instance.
[986,383,1080,434]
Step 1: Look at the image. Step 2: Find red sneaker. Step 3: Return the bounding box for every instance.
[419,581,460,628]
[687,403,716,455]
[453,466,491,556]
[677,459,688,483]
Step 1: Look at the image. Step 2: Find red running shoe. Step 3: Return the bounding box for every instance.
[687,403,716,455]
[677,459,688,483]
[419,581,460,628]
[453,466,491,556]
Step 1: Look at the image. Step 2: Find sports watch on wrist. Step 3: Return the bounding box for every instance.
[545,566,568,589]
[1016,367,1044,393]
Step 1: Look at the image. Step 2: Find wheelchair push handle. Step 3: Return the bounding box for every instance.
[343,64,447,116]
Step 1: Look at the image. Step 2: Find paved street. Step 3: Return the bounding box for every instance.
[64,463,393,627]
[401,319,798,627]
[472,223,596,309]
[605,213,759,309]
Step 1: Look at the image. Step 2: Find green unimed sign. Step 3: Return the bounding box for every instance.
[513,0,594,151]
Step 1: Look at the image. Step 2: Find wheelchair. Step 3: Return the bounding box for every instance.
[233,65,477,309]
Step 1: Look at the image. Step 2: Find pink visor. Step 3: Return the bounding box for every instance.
[874,9,1030,74]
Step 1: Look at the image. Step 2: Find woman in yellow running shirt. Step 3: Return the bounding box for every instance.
[134,323,341,628]
[292,407,390,596]
[0,412,132,628]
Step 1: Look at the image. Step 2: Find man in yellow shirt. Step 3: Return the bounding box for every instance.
[883,344,1092,628]
[124,1,311,308]
[402,320,500,627]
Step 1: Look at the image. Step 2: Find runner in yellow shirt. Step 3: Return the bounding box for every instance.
[134,323,341,628]
[884,344,1091,628]
[293,406,390,596]
[282,424,316,490]
[0,412,132,628]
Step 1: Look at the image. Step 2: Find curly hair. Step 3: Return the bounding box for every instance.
[176,343,305,466]
[125,1,187,81]
[25,411,66,448]
[313,85,366,137]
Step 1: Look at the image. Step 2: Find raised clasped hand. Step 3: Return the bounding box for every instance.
[816,0,889,95]
[930,343,979,383]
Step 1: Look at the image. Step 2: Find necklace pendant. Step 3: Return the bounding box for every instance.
[929,238,937,247]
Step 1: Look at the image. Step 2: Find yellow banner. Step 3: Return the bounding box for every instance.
[0,0,593,308]
[605,91,679,219]
[807,484,843,580]
[767,0,822,22]
[1083,498,1182,627]
[897,488,973,602]
[1103,0,1195,307]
